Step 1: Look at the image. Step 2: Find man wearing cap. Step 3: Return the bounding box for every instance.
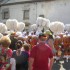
[29,33,54,70]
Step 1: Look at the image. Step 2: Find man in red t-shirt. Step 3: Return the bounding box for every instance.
[29,33,54,70]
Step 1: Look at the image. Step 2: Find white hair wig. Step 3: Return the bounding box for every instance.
[43,18,50,31]
[49,21,65,35]
[33,26,43,34]
[36,17,43,27]
[0,23,7,33]
[42,18,50,27]
[17,22,25,32]
[37,26,43,31]
[65,24,70,32]
[36,17,50,31]
[6,19,18,31]
[29,24,37,31]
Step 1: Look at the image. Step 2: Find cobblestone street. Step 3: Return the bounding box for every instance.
[52,59,70,70]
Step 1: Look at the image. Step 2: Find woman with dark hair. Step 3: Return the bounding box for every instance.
[12,40,29,70]
[9,32,18,50]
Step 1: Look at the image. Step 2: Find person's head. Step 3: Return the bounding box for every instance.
[31,35,38,45]
[38,33,47,42]
[10,32,16,36]
[15,40,23,49]
[23,44,31,52]
[0,36,11,48]
[44,30,53,39]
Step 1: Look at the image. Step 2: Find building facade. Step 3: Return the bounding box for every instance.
[0,0,70,25]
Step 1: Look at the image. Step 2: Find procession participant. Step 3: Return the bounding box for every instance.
[54,36,62,61]
[0,36,12,70]
[12,40,29,70]
[63,34,70,62]
[30,35,38,48]
[23,44,31,55]
[29,33,54,70]
[9,32,18,50]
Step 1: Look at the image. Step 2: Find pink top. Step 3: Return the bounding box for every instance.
[2,48,12,58]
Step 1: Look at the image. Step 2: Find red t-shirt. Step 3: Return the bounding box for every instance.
[30,43,53,70]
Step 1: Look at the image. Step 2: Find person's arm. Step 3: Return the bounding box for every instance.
[50,57,54,70]
[49,47,54,70]
[28,57,34,70]
[10,58,16,70]
[28,46,36,70]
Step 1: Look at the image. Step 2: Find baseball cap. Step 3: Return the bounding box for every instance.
[44,30,52,35]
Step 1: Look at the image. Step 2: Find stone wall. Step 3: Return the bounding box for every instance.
[0,0,70,24]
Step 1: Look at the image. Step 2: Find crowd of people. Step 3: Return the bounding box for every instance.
[0,24,70,70]
[0,29,56,70]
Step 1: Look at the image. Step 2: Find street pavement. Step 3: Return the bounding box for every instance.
[52,59,70,70]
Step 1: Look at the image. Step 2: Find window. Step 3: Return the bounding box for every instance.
[23,10,29,20]
[39,15,44,18]
[3,11,9,19]
[2,8,9,19]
